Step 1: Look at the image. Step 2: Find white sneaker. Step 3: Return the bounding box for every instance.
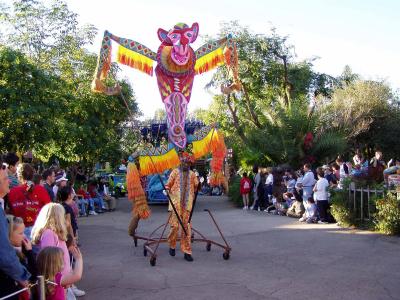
[257,207,261,212]
[318,220,328,224]
[242,206,247,210]
[89,210,98,215]
[71,285,86,297]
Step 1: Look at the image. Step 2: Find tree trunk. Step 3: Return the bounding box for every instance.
[226,94,249,144]
[241,83,262,129]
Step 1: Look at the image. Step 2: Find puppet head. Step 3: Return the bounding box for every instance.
[157,23,199,66]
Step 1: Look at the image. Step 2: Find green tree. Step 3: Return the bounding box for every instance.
[0,0,139,165]
[202,23,344,168]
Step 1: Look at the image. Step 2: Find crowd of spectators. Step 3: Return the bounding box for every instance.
[239,149,400,224]
[0,152,118,300]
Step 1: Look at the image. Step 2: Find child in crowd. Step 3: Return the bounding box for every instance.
[299,197,317,223]
[36,246,83,300]
[1,216,37,300]
[264,192,278,213]
[286,193,305,218]
[275,194,289,216]
[76,185,95,216]
[240,172,252,210]
[59,186,78,245]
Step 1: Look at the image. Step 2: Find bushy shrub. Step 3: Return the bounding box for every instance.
[330,189,355,227]
[228,175,242,207]
[374,193,400,235]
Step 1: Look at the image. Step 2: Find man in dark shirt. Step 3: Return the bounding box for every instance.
[42,168,56,202]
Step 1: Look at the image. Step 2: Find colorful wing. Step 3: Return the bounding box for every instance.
[194,35,237,75]
[92,30,157,94]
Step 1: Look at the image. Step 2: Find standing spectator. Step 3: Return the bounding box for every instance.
[264,167,274,203]
[31,203,86,297]
[0,161,30,299]
[36,246,83,300]
[8,163,51,238]
[251,167,261,211]
[302,164,316,203]
[75,167,87,186]
[314,168,330,224]
[53,175,68,202]
[284,170,297,193]
[336,158,349,179]
[42,168,56,202]
[323,165,337,188]
[239,172,252,210]
[4,152,20,189]
[2,216,38,300]
[59,186,78,244]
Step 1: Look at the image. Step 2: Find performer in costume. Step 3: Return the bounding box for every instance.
[165,150,199,262]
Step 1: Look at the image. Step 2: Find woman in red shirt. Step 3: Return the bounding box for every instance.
[8,163,50,238]
[240,172,252,210]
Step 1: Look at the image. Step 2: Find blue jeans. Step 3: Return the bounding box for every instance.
[302,187,313,203]
[91,197,105,211]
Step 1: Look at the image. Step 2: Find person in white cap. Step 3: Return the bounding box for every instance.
[53,174,68,201]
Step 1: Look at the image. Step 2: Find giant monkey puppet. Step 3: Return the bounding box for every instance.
[92,22,239,265]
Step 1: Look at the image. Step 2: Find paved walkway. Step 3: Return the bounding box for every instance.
[77,196,400,300]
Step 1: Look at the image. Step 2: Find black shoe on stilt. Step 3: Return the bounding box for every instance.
[169,248,176,256]
[184,253,193,262]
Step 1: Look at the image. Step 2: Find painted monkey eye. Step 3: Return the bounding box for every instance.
[186,33,192,37]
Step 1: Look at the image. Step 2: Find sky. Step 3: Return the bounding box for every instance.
[13,0,400,118]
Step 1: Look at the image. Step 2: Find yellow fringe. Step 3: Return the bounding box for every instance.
[117,46,154,76]
[192,129,225,159]
[139,149,180,176]
[126,163,150,219]
[195,48,225,75]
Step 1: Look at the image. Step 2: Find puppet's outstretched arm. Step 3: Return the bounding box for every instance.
[194,35,241,94]
[92,30,157,95]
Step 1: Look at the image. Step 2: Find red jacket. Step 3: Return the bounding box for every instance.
[8,184,51,227]
[240,177,252,195]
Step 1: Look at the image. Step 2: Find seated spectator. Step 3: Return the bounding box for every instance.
[299,197,318,223]
[353,148,364,166]
[286,193,305,218]
[264,192,278,213]
[87,182,106,213]
[383,158,400,186]
[275,195,289,216]
[98,177,117,211]
[76,185,94,216]
[36,246,83,300]
[282,192,293,208]
[8,163,51,238]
